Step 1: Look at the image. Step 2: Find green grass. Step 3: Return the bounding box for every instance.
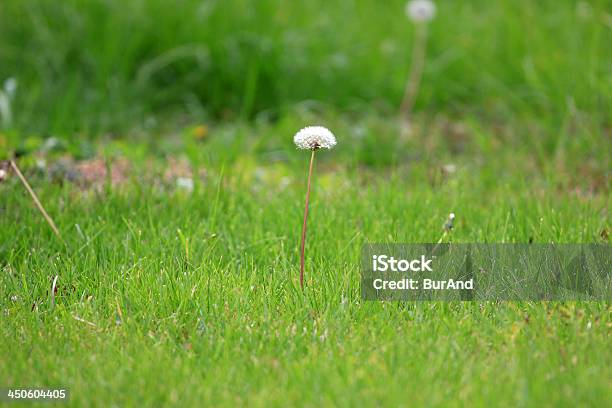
[0,0,611,406]
[1,116,610,406]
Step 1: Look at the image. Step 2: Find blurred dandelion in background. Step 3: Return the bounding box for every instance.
[400,0,436,137]
[406,0,436,23]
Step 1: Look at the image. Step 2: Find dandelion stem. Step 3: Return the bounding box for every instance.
[299,149,316,289]
[400,23,428,132]
[10,159,63,242]
[431,230,448,254]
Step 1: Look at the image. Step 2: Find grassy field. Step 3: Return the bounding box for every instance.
[1,0,611,406]
[1,116,610,406]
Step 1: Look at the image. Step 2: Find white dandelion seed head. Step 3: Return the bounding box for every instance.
[449,212,455,220]
[293,126,337,150]
[406,0,436,22]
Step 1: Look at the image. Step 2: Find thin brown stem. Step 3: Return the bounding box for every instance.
[10,159,63,242]
[400,23,428,130]
[299,149,316,289]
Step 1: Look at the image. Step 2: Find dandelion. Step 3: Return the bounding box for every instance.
[444,212,455,231]
[432,212,455,253]
[294,126,337,289]
[400,0,436,136]
[294,126,337,150]
[405,0,436,22]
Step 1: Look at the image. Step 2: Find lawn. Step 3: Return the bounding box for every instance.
[2,116,610,406]
[0,0,611,406]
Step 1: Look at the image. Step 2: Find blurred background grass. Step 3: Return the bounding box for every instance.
[0,0,610,137]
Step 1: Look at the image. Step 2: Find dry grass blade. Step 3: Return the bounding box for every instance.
[10,159,63,242]
[72,315,99,328]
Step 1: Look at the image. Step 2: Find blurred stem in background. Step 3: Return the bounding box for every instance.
[400,22,427,137]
